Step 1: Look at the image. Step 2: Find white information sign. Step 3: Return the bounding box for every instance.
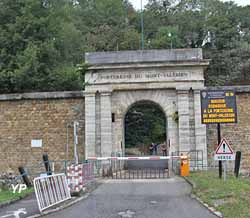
[31,139,42,148]
[214,138,235,161]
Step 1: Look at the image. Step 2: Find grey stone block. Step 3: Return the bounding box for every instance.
[85,49,203,65]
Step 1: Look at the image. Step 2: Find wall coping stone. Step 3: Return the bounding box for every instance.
[85,49,203,65]
[0,91,85,101]
[206,85,250,93]
[0,86,249,101]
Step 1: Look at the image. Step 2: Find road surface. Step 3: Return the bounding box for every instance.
[44,177,217,218]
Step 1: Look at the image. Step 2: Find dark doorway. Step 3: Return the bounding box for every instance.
[124,100,167,156]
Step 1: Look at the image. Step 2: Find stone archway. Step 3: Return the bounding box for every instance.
[84,49,209,166]
[111,89,177,158]
[124,100,167,156]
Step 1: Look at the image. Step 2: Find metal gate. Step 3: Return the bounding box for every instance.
[106,167,169,179]
[89,156,175,179]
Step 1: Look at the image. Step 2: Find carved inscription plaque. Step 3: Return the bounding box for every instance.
[87,70,194,84]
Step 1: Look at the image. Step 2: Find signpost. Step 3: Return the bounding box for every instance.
[200,90,237,179]
[214,138,235,181]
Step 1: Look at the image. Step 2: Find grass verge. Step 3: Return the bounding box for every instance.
[189,171,250,218]
[0,187,34,203]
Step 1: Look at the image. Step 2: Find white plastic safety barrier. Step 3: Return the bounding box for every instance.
[34,173,71,213]
[88,156,180,161]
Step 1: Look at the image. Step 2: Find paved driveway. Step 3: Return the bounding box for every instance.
[44,177,217,218]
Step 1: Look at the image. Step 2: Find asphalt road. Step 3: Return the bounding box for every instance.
[44,177,217,218]
[0,193,38,218]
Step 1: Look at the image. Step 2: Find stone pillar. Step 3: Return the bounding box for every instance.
[177,89,190,152]
[100,92,112,157]
[167,117,178,154]
[95,92,101,156]
[85,92,96,159]
[194,90,207,168]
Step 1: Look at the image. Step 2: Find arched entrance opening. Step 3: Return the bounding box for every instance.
[124,100,167,156]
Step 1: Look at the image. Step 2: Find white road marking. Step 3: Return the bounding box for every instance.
[1,208,27,218]
[118,210,135,218]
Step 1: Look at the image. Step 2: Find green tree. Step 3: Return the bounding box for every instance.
[150,26,183,49]
[0,0,84,93]
[125,101,166,149]
[1,0,250,93]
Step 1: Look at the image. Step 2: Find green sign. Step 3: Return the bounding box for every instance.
[201,90,237,124]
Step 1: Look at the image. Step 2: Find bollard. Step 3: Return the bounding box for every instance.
[234,151,241,178]
[42,153,52,175]
[180,156,190,177]
[102,167,105,178]
[18,167,32,188]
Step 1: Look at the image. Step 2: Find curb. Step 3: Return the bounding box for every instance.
[26,195,89,218]
[183,176,223,218]
[182,176,196,189]
[26,179,101,218]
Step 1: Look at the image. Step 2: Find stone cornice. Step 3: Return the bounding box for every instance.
[87,60,210,71]
[1,85,249,101]
[0,91,84,101]
[176,89,190,93]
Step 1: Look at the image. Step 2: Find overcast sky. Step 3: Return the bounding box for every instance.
[130,0,250,10]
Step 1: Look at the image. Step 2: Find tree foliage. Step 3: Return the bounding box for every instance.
[0,0,250,93]
[125,101,166,149]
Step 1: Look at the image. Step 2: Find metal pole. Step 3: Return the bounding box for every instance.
[18,167,32,188]
[66,124,69,161]
[234,151,241,178]
[43,153,52,175]
[217,123,222,179]
[73,121,79,164]
[224,161,227,182]
[140,0,144,50]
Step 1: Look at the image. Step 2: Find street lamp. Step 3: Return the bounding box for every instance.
[168,32,172,49]
[140,0,144,50]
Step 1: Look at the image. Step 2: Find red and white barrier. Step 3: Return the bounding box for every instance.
[67,162,94,192]
[87,156,180,161]
[67,165,83,192]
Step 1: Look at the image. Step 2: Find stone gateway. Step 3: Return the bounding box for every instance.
[84,49,209,166]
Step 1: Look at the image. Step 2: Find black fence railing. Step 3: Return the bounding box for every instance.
[93,159,170,179]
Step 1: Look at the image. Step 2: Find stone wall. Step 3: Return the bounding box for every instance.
[207,87,250,173]
[1,85,250,175]
[0,92,85,174]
